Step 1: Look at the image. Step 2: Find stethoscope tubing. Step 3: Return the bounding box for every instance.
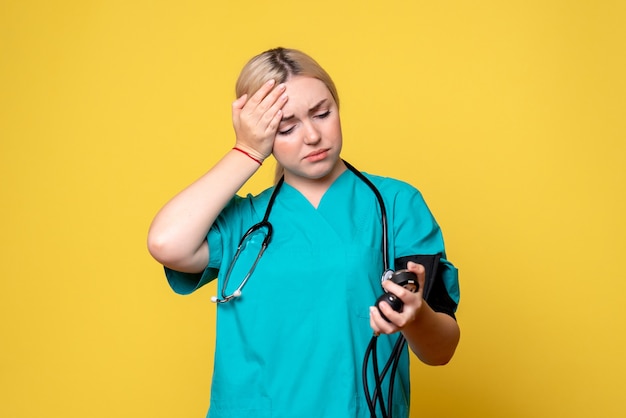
[212,177,283,303]
[216,222,272,303]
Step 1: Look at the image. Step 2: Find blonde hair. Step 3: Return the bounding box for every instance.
[235,48,339,183]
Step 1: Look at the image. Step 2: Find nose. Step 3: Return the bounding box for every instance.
[303,120,321,145]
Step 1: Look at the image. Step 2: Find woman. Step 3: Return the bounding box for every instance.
[148,47,460,418]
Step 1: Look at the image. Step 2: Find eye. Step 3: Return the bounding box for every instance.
[278,125,295,136]
[316,110,331,119]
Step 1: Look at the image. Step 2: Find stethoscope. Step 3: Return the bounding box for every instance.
[211,160,390,304]
[209,175,283,304]
[210,159,406,418]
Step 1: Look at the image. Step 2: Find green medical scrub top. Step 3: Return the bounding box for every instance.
[165,168,459,418]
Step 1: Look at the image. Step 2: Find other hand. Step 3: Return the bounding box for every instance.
[369,262,426,335]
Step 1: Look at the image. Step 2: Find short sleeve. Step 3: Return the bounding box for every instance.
[164,266,217,295]
[163,219,225,295]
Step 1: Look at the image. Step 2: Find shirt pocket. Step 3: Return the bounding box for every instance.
[341,243,385,320]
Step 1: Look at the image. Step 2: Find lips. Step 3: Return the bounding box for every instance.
[304,149,329,161]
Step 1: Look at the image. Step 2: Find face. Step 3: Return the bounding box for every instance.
[273,76,343,184]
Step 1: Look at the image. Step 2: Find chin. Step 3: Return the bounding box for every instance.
[282,156,344,182]
[310,158,344,180]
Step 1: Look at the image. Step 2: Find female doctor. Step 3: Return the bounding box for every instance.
[148,47,460,418]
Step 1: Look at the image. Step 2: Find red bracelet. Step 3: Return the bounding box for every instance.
[232,147,263,165]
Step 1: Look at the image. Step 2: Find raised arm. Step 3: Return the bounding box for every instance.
[147,80,288,273]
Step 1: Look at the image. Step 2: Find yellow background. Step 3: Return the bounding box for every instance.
[2,0,625,417]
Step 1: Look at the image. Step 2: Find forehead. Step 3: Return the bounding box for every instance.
[283,76,335,110]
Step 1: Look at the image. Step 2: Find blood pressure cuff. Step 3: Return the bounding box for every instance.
[394,254,459,319]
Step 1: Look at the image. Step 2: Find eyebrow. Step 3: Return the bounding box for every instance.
[281,99,328,122]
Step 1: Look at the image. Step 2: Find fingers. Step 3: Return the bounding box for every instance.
[263,86,288,131]
[382,278,417,301]
[233,80,287,129]
[237,80,287,124]
[232,79,288,158]
[373,264,426,334]
[232,94,248,111]
[370,305,398,335]
[406,261,426,292]
[246,79,284,111]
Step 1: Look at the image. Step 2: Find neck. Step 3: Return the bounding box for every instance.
[284,160,347,208]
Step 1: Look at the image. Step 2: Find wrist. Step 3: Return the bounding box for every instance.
[232,145,264,165]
